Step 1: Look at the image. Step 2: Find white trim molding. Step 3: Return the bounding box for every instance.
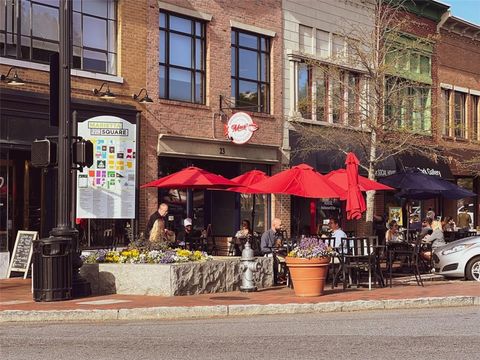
[440,83,453,90]
[0,57,124,83]
[470,89,480,96]
[230,20,276,37]
[158,1,212,21]
[454,86,469,94]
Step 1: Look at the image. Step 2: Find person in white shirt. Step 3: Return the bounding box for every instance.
[328,218,347,250]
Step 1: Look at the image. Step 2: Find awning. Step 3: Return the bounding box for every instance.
[396,153,453,180]
[288,131,454,180]
[289,131,396,177]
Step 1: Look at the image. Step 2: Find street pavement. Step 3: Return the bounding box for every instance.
[1,307,479,360]
[0,276,479,322]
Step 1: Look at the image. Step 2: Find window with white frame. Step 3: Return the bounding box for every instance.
[0,0,117,75]
[299,25,312,54]
[454,91,466,139]
[472,95,479,141]
[297,61,361,126]
[442,89,451,136]
[316,30,329,58]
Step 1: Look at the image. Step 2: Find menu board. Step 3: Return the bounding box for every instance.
[7,231,38,279]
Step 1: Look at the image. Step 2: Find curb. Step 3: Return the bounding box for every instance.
[1,296,479,323]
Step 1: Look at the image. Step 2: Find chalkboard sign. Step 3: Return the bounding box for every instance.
[7,231,38,279]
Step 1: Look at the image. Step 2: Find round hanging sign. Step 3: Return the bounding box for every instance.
[225,112,259,144]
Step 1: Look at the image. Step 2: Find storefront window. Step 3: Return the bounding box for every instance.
[157,157,269,237]
[456,178,475,229]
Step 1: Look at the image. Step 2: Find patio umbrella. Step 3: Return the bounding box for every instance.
[396,179,476,200]
[248,164,345,198]
[141,166,240,223]
[325,169,394,192]
[228,170,270,230]
[345,153,366,220]
[141,166,239,189]
[378,169,448,192]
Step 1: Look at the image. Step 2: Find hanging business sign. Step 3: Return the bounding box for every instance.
[225,112,258,145]
[76,115,136,219]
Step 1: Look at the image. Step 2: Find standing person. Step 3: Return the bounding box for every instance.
[426,208,435,221]
[328,217,347,249]
[260,218,282,255]
[145,203,169,237]
[457,207,472,231]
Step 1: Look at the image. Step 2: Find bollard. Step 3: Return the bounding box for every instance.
[240,241,261,292]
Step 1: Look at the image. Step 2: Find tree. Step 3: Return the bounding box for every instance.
[289,0,443,224]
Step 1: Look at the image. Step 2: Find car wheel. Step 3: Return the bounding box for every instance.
[465,256,480,282]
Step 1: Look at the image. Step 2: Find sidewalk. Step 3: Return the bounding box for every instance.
[1,277,479,322]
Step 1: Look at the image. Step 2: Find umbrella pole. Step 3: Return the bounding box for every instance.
[187,189,193,219]
[310,199,316,235]
[251,194,256,234]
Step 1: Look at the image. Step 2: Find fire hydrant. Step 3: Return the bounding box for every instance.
[240,241,261,292]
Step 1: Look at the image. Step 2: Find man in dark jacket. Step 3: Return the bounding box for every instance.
[260,218,282,255]
[145,203,169,237]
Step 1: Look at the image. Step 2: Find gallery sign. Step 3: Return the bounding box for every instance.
[224,112,258,145]
[76,115,136,219]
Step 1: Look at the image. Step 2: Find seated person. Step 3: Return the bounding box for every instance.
[228,219,253,255]
[421,219,447,261]
[328,217,347,250]
[418,218,433,240]
[443,216,455,232]
[385,220,403,244]
[148,218,175,249]
[176,218,202,250]
[260,218,283,255]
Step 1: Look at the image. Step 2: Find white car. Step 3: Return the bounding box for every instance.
[433,236,480,281]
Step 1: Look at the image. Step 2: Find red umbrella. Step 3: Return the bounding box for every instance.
[248,164,345,198]
[227,170,269,194]
[141,166,239,189]
[345,153,366,220]
[325,169,393,192]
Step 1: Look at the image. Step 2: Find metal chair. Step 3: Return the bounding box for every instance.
[340,237,379,290]
[387,237,423,287]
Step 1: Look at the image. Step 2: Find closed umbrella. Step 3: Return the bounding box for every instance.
[345,153,366,220]
[325,169,394,192]
[249,164,345,198]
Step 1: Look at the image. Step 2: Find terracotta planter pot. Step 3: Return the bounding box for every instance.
[285,256,331,297]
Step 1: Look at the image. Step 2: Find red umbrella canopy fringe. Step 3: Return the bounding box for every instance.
[141,166,239,189]
[248,164,345,198]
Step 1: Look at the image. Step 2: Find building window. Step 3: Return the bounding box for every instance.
[471,95,479,141]
[299,25,312,54]
[0,0,117,75]
[296,62,360,126]
[385,78,431,133]
[442,89,451,136]
[454,92,466,139]
[231,29,270,113]
[158,11,205,103]
[316,30,329,58]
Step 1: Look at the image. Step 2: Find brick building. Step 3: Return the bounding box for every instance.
[140,0,284,244]
[281,0,457,237]
[1,0,148,253]
[438,15,480,227]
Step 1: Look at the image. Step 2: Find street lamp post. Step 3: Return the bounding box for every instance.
[49,0,90,298]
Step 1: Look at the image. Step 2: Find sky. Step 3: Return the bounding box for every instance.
[443,0,480,24]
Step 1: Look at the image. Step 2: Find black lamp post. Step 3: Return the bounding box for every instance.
[48,0,90,298]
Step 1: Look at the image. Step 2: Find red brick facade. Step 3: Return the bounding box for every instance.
[141,0,284,231]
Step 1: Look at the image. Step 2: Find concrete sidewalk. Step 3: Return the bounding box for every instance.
[1,277,479,322]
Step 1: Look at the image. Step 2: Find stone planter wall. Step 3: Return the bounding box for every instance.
[80,257,274,296]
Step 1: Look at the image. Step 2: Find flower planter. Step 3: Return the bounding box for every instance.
[285,256,331,297]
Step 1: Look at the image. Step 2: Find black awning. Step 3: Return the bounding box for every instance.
[289,131,396,177]
[396,153,453,180]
